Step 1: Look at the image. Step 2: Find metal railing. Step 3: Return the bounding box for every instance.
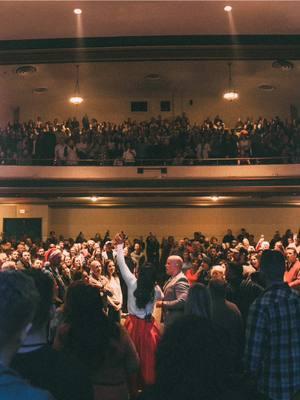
[0,156,297,166]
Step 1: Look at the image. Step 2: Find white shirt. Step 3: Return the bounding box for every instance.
[107,275,123,306]
[116,244,163,318]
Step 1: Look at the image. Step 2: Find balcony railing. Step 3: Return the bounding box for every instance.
[0,156,297,166]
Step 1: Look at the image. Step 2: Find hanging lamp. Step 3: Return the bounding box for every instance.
[223,62,239,101]
[69,65,83,105]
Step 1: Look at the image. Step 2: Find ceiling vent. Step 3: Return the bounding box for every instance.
[145,73,161,81]
[16,65,37,76]
[258,84,275,92]
[272,60,293,71]
[33,87,48,94]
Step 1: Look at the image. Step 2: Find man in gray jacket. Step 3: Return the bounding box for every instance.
[157,255,190,326]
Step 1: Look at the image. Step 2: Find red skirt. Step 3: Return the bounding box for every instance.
[124,314,160,386]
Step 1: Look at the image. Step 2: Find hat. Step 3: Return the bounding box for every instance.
[45,247,61,263]
[105,241,113,246]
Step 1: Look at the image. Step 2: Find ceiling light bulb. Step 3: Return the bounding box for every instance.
[224,5,232,12]
[91,196,98,202]
[74,8,82,15]
[69,96,83,105]
[223,91,239,101]
[211,196,219,202]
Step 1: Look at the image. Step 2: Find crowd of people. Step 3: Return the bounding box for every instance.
[0,226,300,400]
[0,113,299,166]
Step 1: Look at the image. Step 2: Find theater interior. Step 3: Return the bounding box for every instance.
[0,1,299,242]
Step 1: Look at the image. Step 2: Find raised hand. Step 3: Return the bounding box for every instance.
[114,232,125,245]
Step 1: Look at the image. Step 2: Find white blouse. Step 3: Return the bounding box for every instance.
[116,244,163,319]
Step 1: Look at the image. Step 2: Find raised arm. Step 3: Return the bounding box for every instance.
[115,233,136,287]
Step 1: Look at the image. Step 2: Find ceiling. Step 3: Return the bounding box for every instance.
[1,1,300,124]
[0,59,298,125]
[1,1,300,40]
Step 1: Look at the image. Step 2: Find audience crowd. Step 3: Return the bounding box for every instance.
[0,226,300,400]
[0,113,299,166]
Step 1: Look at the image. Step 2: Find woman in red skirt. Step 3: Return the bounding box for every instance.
[115,233,163,387]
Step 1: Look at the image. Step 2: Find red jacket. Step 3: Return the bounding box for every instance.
[284,260,300,288]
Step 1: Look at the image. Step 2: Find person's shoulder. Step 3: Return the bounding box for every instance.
[225,300,242,316]
[22,384,54,400]
[0,369,53,400]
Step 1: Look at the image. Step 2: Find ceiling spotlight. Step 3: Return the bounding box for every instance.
[211,196,219,202]
[73,8,82,15]
[224,5,232,12]
[90,196,98,202]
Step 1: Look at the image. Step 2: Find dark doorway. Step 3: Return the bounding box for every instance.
[3,218,42,242]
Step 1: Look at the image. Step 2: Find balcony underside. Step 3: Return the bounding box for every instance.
[0,164,298,207]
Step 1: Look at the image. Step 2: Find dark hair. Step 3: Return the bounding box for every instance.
[154,315,229,400]
[63,281,119,369]
[134,262,156,309]
[185,283,212,319]
[286,246,297,256]
[226,262,243,283]
[260,250,285,282]
[0,271,39,348]
[209,279,226,299]
[23,269,54,330]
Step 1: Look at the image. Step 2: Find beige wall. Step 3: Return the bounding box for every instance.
[49,207,300,243]
[14,92,293,128]
[0,205,49,240]
[0,205,297,243]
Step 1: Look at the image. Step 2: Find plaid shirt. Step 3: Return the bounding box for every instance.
[244,282,300,400]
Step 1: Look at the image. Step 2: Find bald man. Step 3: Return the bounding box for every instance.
[157,255,190,326]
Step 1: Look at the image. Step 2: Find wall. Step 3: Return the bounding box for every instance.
[48,207,300,243]
[13,91,293,128]
[0,205,297,243]
[0,205,49,240]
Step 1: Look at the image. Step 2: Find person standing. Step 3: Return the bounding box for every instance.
[115,232,163,387]
[0,271,54,400]
[284,247,300,289]
[244,250,300,400]
[12,270,93,400]
[103,260,123,323]
[156,255,189,326]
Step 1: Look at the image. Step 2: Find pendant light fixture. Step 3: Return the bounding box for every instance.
[223,62,239,101]
[69,64,83,105]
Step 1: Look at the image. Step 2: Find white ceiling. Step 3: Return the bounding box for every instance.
[1,1,300,41]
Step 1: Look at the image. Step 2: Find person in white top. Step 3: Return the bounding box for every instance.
[104,259,123,323]
[115,232,163,387]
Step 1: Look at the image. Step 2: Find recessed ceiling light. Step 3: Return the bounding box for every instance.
[90,196,98,202]
[33,87,48,94]
[16,65,37,76]
[73,8,82,15]
[272,59,293,71]
[258,84,275,92]
[145,74,161,81]
[224,5,232,12]
[211,196,219,202]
